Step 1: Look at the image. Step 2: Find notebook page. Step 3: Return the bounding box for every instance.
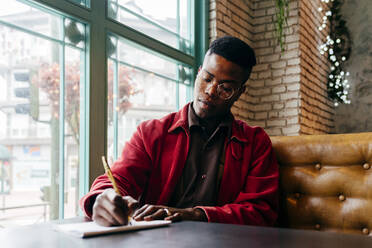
[55,220,171,238]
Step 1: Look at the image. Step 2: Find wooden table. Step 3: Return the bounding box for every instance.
[1,219,372,248]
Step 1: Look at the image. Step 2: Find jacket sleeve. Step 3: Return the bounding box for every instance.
[79,124,153,218]
[198,129,279,226]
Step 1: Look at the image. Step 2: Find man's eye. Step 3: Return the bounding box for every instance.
[221,85,233,92]
[203,77,212,83]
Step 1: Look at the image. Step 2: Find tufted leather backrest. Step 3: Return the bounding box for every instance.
[271,132,372,236]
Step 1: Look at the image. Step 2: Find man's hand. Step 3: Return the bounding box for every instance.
[92,188,138,226]
[132,204,207,222]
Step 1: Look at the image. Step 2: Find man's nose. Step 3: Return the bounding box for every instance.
[205,80,219,98]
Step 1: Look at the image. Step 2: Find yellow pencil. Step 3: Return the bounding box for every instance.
[101,156,132,225]
[101,156,121,195]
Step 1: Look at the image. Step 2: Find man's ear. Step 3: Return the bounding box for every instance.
[238,84,246,96]
[198,66,202,74]
[234,84,246,101]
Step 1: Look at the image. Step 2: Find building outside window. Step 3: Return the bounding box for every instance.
[0,0,207,227]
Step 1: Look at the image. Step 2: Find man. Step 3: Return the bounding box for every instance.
[80,36,279,227]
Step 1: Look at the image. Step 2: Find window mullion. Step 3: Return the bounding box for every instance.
[79,43,89,204]
[88,0,107,185]
[59,17,66,220]
[113,58,119,160]
[194,0,209,68]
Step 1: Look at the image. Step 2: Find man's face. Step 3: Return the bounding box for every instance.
[193,53,248,120]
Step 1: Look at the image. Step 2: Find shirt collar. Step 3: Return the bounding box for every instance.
[168,102,249,143]
[188,102,232,136]
[188,102,200,128]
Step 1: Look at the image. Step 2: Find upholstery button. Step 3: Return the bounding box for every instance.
[362,228,369,235]
[315,163,321,170]
[201,174,207,180]
[315,224,321,230]
[338,194,345,201]
[363,163,370,170]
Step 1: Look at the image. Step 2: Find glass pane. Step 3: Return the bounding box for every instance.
[0,1,86,226]
[107,35,193,161]
[0,0,62,41]
[107,0,192,55]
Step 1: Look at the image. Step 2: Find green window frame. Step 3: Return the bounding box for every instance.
[30,0,209,217]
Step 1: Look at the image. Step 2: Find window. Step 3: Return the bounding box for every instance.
[0,0,207,226]
[107,35,193,159]
[0,0,87,225]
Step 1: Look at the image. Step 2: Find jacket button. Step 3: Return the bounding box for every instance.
[315,163,321,170]
[363,163,370,170]
[315,224,321,230]
[338,194,345,201]
[362,228,369,235]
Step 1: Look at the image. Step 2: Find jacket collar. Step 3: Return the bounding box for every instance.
[168,102,250,144]
[231,120,249,143]
[168,103,190,133]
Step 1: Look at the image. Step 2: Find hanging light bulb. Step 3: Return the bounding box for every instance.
[318,0,350,105]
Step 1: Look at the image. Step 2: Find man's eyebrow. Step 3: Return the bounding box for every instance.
[203,69,238,84]
[203,69,214,77]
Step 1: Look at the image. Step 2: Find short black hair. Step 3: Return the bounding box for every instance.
[208,36,256,72]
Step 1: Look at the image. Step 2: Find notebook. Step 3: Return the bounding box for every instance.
[55,219,171,238]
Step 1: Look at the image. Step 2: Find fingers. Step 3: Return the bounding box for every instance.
[143,208,167,221]
[122,196,139,215]
[131,205,190,222]
[93,205,120,226]
[165,212,182,222]
[133,204,169,221]
[92,189,129,226]
[132,204,156,221]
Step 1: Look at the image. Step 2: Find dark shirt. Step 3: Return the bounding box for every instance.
[168,103,232,208]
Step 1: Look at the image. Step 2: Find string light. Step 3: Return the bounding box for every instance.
[318,0,351,106]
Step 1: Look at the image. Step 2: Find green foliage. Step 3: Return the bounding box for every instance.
[274,0,290,52]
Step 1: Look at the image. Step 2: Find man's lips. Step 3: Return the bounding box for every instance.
[198,98,215,108]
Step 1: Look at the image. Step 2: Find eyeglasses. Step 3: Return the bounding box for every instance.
[201,78,238,100]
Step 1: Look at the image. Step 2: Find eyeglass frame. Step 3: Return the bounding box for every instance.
[197,71,244,100]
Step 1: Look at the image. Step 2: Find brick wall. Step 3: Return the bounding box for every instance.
[209,0,334,135]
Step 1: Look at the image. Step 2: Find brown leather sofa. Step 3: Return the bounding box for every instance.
[271,132,372,236]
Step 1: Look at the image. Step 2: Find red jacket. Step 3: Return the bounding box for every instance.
[80,103,279,226]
